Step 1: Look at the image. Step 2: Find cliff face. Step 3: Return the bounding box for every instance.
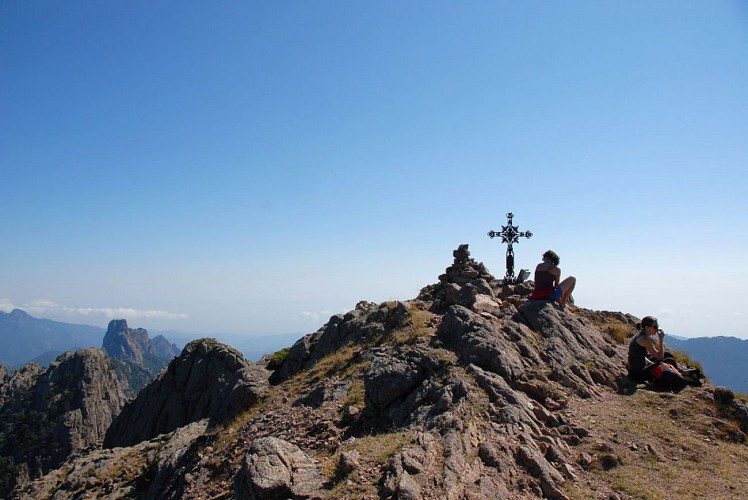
[103,319,152,364]
[0,349,126,496]
[11,245,748,499]
[102,319,180,396]
[32,349,126,455]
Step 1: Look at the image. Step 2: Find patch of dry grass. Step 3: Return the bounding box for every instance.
[348,432,411,465]
[344,379,366,408]
[320,431,411,498]
[285,345,362,395]
[568,389,748,499]
[391,304,435,346]
[322,431,412,477]
[605,323,632,345]
[268,347,291,368]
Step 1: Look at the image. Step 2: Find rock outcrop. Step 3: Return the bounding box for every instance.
[104,338,269,448]
[0,349,126,496]
[234,437,325,499]
[271,299,413,384]
[265,244,630,497]
[0,362,44,408]
[14,420,209,500]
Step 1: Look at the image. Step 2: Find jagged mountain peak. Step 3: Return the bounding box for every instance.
[151,334,181,360]
[101,319,179,397]
[102,319,151,363]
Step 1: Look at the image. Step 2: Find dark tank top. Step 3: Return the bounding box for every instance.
[628,333,649,372]
[534,269,556,291]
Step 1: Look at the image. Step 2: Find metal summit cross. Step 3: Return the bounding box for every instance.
[488,212,533,284]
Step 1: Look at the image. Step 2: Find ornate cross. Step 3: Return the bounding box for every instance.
[488,212,533,284]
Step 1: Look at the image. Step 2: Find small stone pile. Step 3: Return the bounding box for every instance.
[418,244,499,312]
[418,243,537,317]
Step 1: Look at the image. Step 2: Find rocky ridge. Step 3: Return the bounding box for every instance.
[12,245,748,499]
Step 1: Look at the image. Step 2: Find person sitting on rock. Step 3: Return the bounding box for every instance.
[627,316,678,383]
[528,250,576,308]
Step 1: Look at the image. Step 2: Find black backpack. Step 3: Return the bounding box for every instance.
[650,362,688,392]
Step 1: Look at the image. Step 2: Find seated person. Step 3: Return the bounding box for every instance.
[528,250,576,308]
[627,316,678,383]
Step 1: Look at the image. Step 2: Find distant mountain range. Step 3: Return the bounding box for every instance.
[666,335,748,395]
[0,309,104,368]
[0,309,299,369]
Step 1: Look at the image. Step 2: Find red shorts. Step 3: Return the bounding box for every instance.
[529,286,562,301]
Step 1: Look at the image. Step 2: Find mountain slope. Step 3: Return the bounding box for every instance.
[666,335,748,394]
[11,245,748,499]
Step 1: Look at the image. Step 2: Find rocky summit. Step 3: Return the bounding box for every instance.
[9,245,748,499]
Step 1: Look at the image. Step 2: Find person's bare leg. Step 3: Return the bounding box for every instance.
[558,276,576,307]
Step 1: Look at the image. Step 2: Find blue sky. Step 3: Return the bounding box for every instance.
[1,1,747,340]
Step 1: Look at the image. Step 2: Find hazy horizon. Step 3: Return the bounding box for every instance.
[3,303,746,344]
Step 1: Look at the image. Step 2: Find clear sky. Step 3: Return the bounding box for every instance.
[1,1,747,340]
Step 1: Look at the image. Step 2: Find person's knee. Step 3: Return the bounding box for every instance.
[560,276,576,290]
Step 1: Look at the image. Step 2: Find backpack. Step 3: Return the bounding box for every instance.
[650,362,688,392]
[680,367,704,387]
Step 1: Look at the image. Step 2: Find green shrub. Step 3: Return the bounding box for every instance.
[268,347,291,369]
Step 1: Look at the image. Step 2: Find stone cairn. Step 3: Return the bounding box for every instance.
[418,244,534,315]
